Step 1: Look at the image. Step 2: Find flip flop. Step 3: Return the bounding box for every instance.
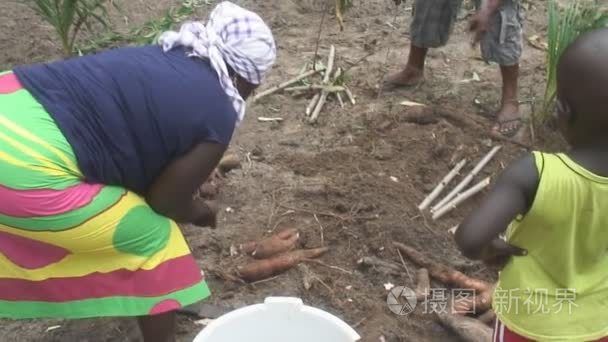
[493,117,523,138]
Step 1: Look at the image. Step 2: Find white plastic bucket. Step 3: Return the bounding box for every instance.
[193,297,361,342]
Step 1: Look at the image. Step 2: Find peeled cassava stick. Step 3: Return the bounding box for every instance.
[253,68,323,102]
[239,228,299,259]
[436,312,493,342]
[237,247,329,282]
[431,145,501,212]
[393,242,492,293]
[418,159,467,211]
[432,177,491,220]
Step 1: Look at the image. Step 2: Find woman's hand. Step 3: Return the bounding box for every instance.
[146,142,227,224]
[480,238,527,268]
[192,200,219,228]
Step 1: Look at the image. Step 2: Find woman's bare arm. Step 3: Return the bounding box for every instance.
[145,142,227,225]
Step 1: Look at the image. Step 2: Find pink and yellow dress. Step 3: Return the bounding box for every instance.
[0,45,237,318]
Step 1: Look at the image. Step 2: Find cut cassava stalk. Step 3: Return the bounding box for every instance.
[284,85,346,92]
[344,86,356,105]
[309,91,330,123]
[239,228,299,259]
[415,268,431,300]
[435,312,493,342]
[418,159,467,211]
[253,68,324,102]
[237,247,329,282]
[257,117,284,123]
[431,145,501,212]
[306,93,321,116]
[321,45,337,84]
[432,177,491,220]
[336,92,345,108]
[309,45,336,123]
[333,67,345,108]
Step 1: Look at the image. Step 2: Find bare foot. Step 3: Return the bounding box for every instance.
[492,101,522,138]
[384,65,424,89]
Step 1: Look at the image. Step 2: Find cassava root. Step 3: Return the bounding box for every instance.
[237,247,329,282]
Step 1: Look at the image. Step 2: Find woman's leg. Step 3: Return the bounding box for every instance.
[138,311,177,342]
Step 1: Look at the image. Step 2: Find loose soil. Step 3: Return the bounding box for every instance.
[0,0,554,341]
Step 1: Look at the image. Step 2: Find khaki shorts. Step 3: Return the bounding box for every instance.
[410,0,523,65]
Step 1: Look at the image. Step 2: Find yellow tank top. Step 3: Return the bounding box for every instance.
[494,152,608,341]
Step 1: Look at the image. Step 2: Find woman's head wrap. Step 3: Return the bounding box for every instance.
[159,1,276,125]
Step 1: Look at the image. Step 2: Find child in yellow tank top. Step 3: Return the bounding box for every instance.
[455,28,608,342]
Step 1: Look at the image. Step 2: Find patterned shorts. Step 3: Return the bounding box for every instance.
[410,0,523,65]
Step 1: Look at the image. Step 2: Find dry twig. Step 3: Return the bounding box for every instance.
[396,249,413,283]
[314,214,325,246]
[312,0,329,68]
[357,256,403,276]
[305,258,353,275]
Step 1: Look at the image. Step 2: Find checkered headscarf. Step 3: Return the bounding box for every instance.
[159,1,276,125]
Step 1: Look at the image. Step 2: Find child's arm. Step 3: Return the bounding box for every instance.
[455,153,539,262]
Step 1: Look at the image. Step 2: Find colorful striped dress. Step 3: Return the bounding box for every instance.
[0,46,236,318]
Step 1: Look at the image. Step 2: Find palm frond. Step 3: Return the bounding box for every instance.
[29,0,115,56]
[541,0,608,120]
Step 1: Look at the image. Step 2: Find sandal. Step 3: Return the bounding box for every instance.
[493,117,523,138]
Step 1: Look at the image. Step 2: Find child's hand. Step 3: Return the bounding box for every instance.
[468,10,492,45]
[481,238,527,268]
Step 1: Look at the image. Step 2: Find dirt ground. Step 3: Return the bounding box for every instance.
[0,0,554,341]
